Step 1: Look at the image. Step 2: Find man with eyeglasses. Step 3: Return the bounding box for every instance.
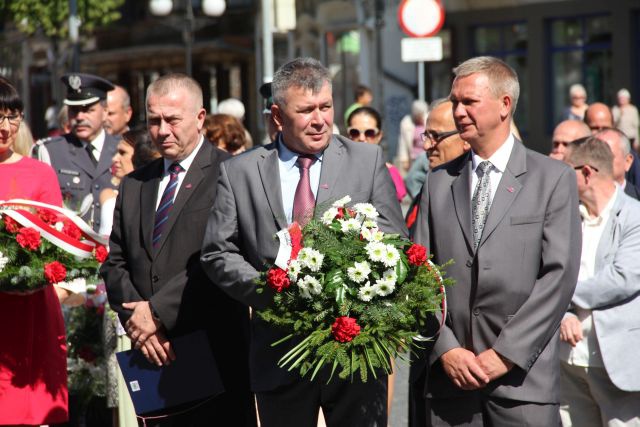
[549,120,591,162]
[33,73,119,232]
[405,98,471,200]
[559,137,640,427]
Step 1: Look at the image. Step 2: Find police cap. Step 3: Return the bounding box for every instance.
[61,73,115,106]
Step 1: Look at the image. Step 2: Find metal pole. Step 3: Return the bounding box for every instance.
[69,0,80,71]
[418,61,425,101]
[261,0,273,83]
[183,0,195,76]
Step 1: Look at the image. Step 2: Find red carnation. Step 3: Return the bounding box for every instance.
[289,223,303,260]
[44,261,67,284]
[94,245,108,263]
[336,207,345,219]
[331,316,361,342]
[266,267,290,293]
[406,243,427,266]
[4,216,21,233]
[37,208,59,224]
[62,220,82,240]
[16,228,42,251]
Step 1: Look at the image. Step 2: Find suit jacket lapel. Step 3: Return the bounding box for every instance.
[140,161,164,258]
[316,136,345,210]
[479,139,526,249]
[67,136,96,176]
[451,153,473,253]
[258,144,288,230]
[96,134,118,178]
[154,143,210,256]
[594,190,623,271]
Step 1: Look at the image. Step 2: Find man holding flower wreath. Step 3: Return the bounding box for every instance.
[201,57,407,427]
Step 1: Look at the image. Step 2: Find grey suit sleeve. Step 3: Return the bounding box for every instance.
[572,206,640,310]
[413,173,463,361]
[100,183,144,325]
[492,166,581,371]
[200,162,272,310]
[371,145,409,238]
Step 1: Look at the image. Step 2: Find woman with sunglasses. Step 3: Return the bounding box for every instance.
[0,78,69,424]
[347,106,407,202]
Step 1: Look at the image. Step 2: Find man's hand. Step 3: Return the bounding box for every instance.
[560,316,583,347]
[475,349,514,382]
[440,347,489,390]
[123,301,160,347]
[139,329,176,367]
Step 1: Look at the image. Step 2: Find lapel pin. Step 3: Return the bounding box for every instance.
[185,183,193,189]
[507,186,514,193]
[320,184,329,189]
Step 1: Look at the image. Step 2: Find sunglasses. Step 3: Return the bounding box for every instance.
[421,129,459,144]
[348,127,379,139]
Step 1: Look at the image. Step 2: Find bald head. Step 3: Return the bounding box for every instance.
[105,85,132,135]
[594,128,634,184]
[424,99,470,168]
[584,102,613,134]
[550,120,591,161]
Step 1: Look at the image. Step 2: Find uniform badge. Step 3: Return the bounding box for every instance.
[73,176,81,184]
[69,75,82,92]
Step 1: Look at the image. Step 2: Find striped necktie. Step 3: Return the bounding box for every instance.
[152,162,183,249]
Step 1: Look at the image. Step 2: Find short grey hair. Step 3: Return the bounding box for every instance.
[115,85,131,109]
[596,127,632,156]
[569,84,587,98]
[411,100,429,120]
[566,137,614,178]
[146,73,203,112]
[271,57,332,107]
[453,56,520,115]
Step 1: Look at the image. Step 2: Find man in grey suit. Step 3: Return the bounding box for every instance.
[200,57,407,427]
[559,137,640,426]
[413,56,582,425]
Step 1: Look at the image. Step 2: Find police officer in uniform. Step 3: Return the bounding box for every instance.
[33,73,119,232]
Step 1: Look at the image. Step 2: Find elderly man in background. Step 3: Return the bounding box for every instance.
[593,128,640,200]
[559,137,640,427]
[550,120,591,161]
[105,85,133,136]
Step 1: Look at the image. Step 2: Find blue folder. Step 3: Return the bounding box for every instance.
[116,329,224,415]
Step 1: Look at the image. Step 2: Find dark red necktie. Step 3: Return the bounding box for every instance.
[292,155,316,226]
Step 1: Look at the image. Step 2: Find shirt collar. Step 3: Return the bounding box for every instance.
[579,185,619,226]
[86,128,106,151]
[277,134,323,170]
[163,135,204,174]
[471,133,515,174]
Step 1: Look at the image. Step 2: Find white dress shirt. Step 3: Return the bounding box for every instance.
[85,128,106,161]
[469,133,515,203]
[277,136,323,225]
[155,136,204,209]
[560,188,618,367]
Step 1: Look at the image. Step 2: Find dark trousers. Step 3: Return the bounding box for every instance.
[426,395,560,427]
[256,374,388,427]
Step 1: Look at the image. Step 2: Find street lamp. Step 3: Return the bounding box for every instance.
[149,0,226,76]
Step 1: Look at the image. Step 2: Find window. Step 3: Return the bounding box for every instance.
[471,22,529,135]
[547,14,612,127]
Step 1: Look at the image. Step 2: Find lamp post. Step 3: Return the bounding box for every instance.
[149,0,226,77]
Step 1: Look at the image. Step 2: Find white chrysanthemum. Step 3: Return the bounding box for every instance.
[362,220,378,229]
[365,241,386,263]
[381,245,401,267]
[304,275,322,295]
[383,268,397,282]
[373,277,396,296]
[0,252,9,273]
[361,226,384,242]
[287,260,301,282]
[321,207,339,225]
[354,203,379,219]
[347,261,371,284]
[358,282,376,302]
[370,229,384,242]
[332,195,351,208]
[298,248,324,272]
[340,218,361,233]
[297,279,312,299]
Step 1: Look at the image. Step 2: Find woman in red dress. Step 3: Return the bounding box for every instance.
[0,78,68,424]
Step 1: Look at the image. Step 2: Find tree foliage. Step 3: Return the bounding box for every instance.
[6,0,125,38]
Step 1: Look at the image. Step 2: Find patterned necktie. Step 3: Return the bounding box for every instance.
[86,143,97,167]
[292,155,317,226]
[152,162,183,249]
[471,160,493,250]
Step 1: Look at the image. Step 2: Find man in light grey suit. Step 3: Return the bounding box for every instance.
[559,137,640,426]
[200,57,407,427]
[413,56,581,426]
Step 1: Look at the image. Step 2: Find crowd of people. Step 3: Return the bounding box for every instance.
[0,53,638,427]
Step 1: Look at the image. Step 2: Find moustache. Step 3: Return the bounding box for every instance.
[72,120,92,129]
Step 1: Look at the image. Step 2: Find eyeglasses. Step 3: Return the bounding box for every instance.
[348,127,379,139]
[573,164,599,172]
[0,113,22,127]
[421,129,459,144]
